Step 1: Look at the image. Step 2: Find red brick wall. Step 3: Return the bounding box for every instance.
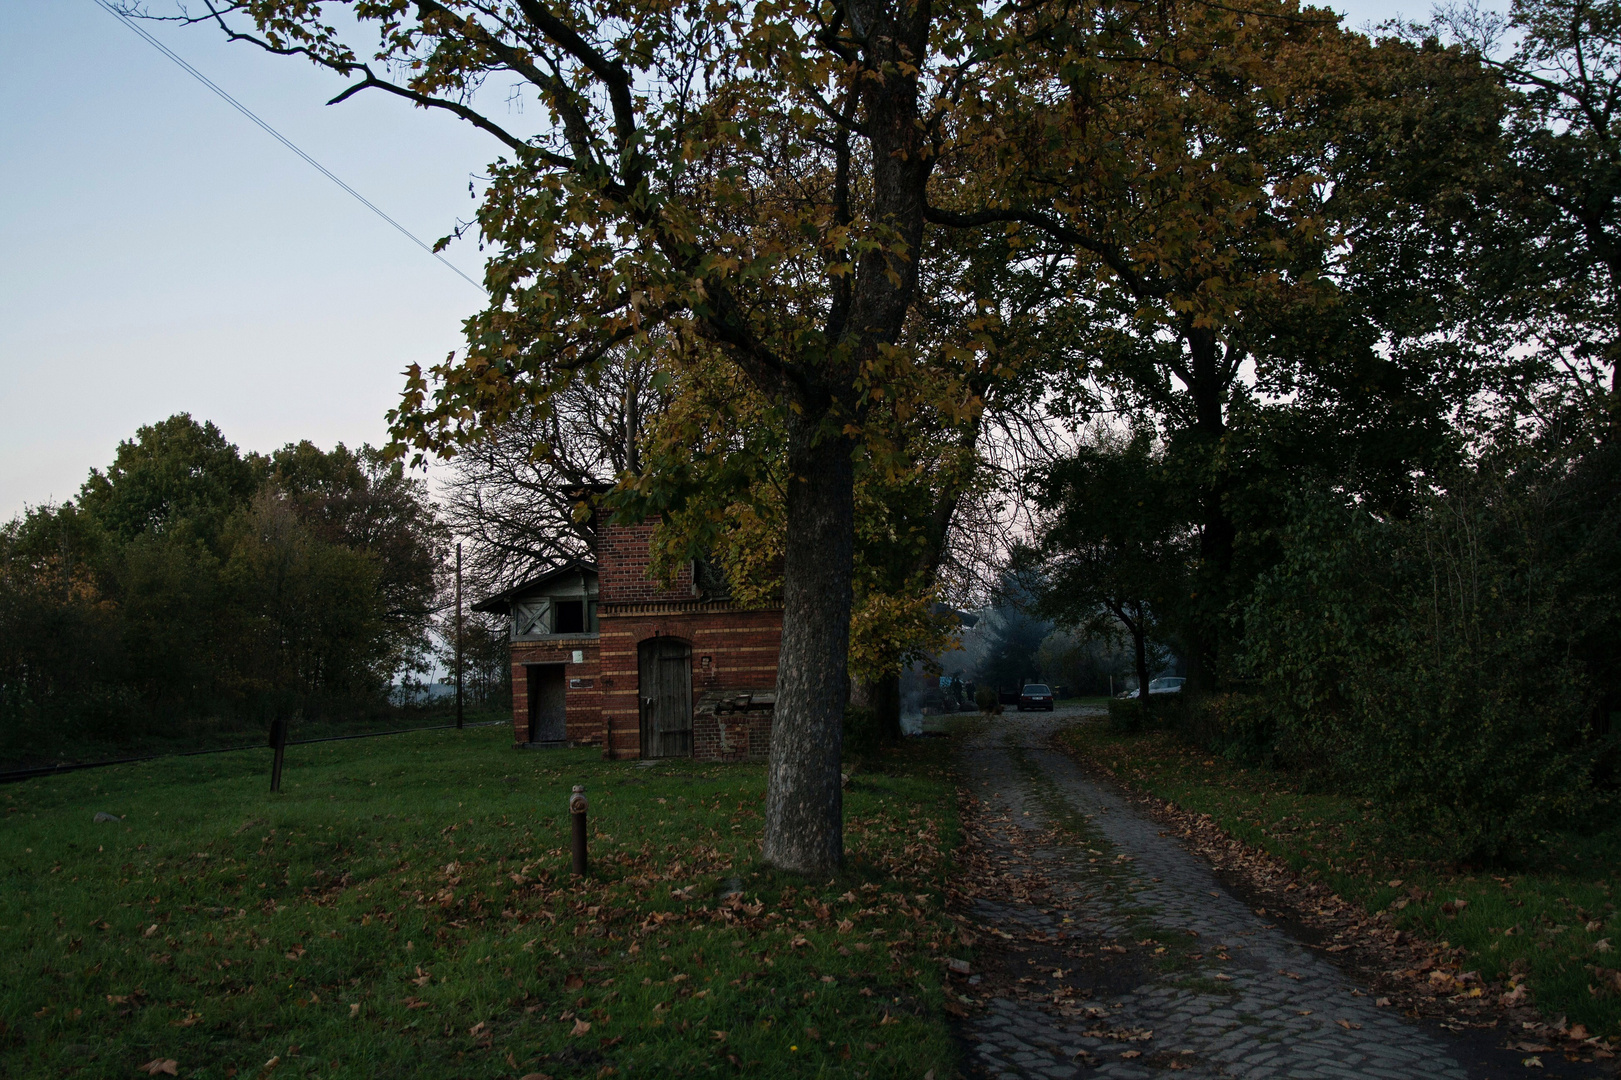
[597,607,782,760]
[692,710,773,762]
[596,520,695,604]
[509,638,603,747]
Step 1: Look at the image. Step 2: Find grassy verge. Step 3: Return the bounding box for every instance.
[1059,722,1621,1041]
[1,725,962,1079]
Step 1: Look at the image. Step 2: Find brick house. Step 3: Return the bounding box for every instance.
[473,520,781,761]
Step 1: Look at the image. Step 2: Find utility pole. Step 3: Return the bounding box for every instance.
[455,541,464,730]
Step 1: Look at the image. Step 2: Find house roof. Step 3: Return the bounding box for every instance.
[471,559,598,614]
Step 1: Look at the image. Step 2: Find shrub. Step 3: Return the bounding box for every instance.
[974,686,999,714]
[1108,694,1181,734]
[1240,476,1619,862]
[1106,697,1143,733]
[1180,691,1278,766]
[842,706,883,756]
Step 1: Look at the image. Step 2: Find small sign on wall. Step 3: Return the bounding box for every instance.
[570,677,594,689]
[571,649,585,663]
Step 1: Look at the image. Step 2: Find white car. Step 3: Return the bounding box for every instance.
[1118,677,1185,698]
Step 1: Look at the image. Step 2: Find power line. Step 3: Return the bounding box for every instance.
[93,0,488,296]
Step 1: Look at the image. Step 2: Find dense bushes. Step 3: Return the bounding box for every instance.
[1106,694,1183,734]
[842,705,883,755]
[1233,455,1620,861]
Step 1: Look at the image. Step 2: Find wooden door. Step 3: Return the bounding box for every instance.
[638,637,692,758]
[527,664,566,743]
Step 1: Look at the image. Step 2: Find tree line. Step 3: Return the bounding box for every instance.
[0,416,452,767]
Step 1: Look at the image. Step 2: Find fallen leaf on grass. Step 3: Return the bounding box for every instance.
[284,945,306,961]
[172,1012,202,1027]
[518,1074,554,1080]
[570,1018,592,1037]
[402,997,428,1010]
[348,1004,360,1018]
[1121,1050,1142,1059]
[1375,997,1391,1007]
[1522,1056,1543,1068]
[142,925,159,939]
[138,1060,178,1076]
[564,973,585,990]
[1337,1020,1363,1030]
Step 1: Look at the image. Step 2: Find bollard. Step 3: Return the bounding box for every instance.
[268,718,288,793]
[569,784,588,876]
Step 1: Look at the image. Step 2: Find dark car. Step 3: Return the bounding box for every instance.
[1018,683,1054,711]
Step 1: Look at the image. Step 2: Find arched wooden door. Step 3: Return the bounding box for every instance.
[638,637,693,758]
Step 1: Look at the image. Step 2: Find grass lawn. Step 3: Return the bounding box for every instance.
[1059,722,1621,1042]
[1,725,964,1079]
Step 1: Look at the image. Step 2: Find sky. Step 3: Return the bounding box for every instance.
[0,0,1426,521]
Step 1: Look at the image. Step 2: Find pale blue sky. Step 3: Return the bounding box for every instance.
[0,0,1427,520]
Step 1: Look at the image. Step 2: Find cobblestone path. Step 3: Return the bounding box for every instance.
[954,712,1495,1080]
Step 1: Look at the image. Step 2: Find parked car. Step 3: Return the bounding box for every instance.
[1018,683,1054,711]
[1117,676,1186,698]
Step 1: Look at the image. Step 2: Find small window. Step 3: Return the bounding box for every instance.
[514,599,551,638]
[554,599,585,634]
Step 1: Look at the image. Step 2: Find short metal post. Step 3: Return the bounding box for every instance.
[569,785,588,876]
[269,719,287,793]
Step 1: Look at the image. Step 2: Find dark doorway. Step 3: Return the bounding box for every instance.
[526,664,566,744]
[638,637,693,758]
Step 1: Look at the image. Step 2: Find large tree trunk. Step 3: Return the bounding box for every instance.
[1183,327,1234,696]
[761,0,929,875]
[764,419,856,873]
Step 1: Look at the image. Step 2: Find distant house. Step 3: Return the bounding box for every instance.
[472,518,781,761]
